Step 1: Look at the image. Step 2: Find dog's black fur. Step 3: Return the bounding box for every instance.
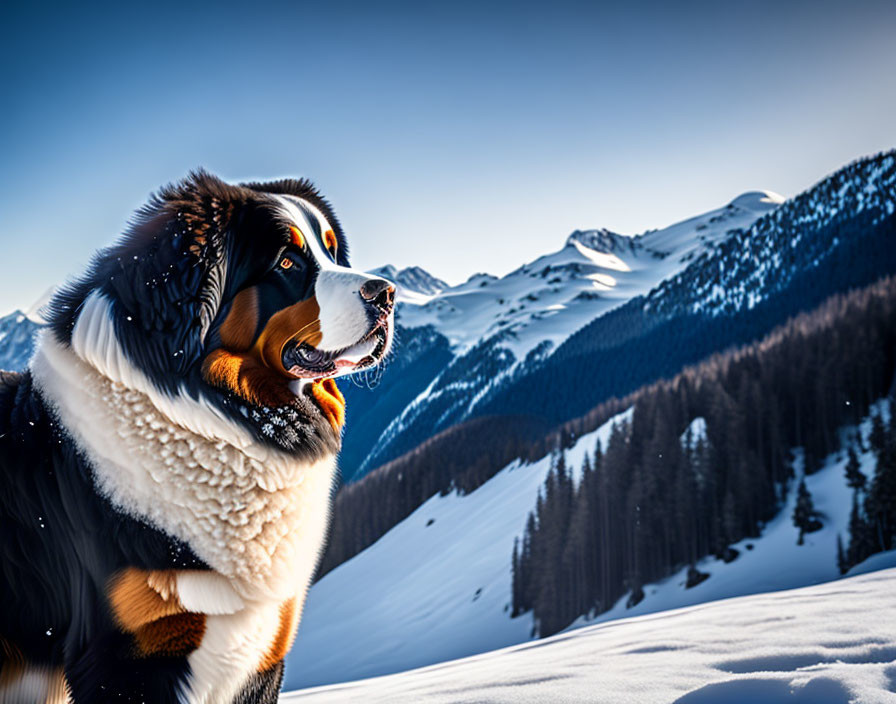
[0,172,387,703]
[0,370,212,701]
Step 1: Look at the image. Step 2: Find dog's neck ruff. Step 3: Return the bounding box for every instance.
[30,297,336,602]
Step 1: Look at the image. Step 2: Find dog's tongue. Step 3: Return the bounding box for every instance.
[313,354,361,381]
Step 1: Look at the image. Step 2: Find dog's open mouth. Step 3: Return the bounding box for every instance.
[282,324,389,381]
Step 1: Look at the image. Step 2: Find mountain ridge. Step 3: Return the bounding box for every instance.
[348,150,895,476]
[370,264,448,298]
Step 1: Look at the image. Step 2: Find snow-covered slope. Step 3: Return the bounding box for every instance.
[285,410,632,689]
[283,565,896,703]
[284,404,892,691]
[646,153,896,318]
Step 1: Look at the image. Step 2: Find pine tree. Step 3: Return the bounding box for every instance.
[792,480,822,545]
[844,446,866,491]
[869,412,886,455]
[836,533,847,575]
[846,489,873,569]
[865,412,896,551]
[561,483,591,622]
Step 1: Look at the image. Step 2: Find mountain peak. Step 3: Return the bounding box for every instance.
[371,265,448,296]
[728,190,785,213]
[565,229,632,254]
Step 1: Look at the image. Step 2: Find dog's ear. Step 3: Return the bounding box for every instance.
[104,170,247,375]
[156,170,231,346]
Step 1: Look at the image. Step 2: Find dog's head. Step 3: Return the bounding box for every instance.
[47,170,394,459]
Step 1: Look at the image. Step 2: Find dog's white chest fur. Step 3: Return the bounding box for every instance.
[30,318,337,701]
[32,331,336,603]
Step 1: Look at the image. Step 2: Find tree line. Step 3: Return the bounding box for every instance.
[839,402,896,573]
[512,275,896,637]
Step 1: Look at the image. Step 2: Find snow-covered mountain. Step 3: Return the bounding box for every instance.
[393,191,782,358]
[342,151,896,478]
[344,193,783,477]
[283,564,896,703]
[646,154,896,318]
[0,286,53,371]
[336,196,769,478]
[0,310,44,371]
[285,402,894,690]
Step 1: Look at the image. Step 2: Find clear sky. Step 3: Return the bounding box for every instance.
[1,0,894,312]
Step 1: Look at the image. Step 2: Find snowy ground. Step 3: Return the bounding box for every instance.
[284,403,891,692]
[283,409,633,690]
[283,565,896,703]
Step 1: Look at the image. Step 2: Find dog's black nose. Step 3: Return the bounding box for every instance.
[360,278,395,312]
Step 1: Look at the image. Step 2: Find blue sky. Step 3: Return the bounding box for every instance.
[1,0,894,311]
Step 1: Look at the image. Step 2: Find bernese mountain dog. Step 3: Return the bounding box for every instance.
[0,171,394,703]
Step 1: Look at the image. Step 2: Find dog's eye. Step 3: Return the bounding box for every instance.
[324,229,338,258]
[280,257,293,270]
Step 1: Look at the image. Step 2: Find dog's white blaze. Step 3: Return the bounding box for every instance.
[273,195,338,273]
[273,194,393,352]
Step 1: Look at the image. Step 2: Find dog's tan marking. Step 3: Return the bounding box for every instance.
[311,379,345,430]
[289,225,305,249]
[219,287,259,352]
[202,350,296,406]
[107,570,210,659]
[108,568,185,632]
[133,613,206,658]
[257,597,299,673]
[323,229,338,256]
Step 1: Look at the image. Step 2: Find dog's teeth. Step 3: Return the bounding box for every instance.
[338,339,376,365]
